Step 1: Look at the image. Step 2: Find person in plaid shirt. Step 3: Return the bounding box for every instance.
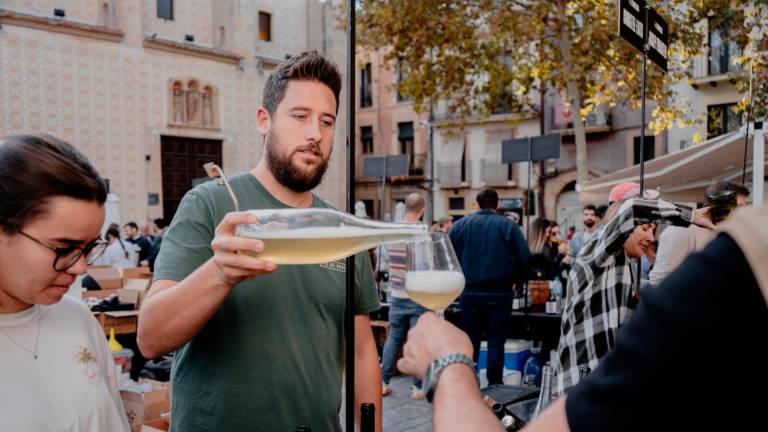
[553,195,713,395]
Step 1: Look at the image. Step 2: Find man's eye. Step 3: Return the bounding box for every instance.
[293,115,307,121]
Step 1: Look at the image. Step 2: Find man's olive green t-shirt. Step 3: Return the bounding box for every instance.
[153,173,380,432]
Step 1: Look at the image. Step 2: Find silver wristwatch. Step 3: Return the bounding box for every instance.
[422,352,476,403]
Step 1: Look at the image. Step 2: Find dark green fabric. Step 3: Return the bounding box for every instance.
[153,173,380,432]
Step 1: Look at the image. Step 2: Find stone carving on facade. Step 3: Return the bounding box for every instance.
[168,79,218,128]
[202,87,214,126]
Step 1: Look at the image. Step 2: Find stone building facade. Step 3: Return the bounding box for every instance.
[0,0,348,225]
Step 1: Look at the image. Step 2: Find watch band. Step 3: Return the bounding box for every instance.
[423,352,476,403]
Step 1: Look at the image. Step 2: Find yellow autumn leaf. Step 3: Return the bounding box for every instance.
[692,132,702,144]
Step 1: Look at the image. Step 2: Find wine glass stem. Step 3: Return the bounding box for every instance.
[436,309,445,319]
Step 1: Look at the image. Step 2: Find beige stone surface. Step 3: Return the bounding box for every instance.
[0,0,349,225]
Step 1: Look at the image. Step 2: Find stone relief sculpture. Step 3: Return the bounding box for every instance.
[169,80,218,128]
[172,82,185,124]
[186,81,202,124]
[202,87,214,126]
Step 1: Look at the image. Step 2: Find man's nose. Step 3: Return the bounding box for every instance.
[306,118,322,142]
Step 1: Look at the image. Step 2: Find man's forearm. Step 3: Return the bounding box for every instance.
[137,259,232,358]
[354,315,383,432]
[433,364,503,432]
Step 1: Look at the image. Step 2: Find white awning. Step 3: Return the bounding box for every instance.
[579,127,767,203]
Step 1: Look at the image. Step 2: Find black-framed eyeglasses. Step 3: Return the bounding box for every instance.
[18,231,108,271]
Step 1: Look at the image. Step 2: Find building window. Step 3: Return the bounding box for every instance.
[398,121,415,161]
[361,126,374,154]
[361,199,375,218]
[633,136,656,165]
[396,59,409,102]
[707,103,742,139]
[258,11,272,42]
[157,0,173,20]
[708,24,740,76]
[360,63,373,108]
[449,197,465,210]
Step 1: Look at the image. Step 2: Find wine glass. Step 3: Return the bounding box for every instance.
[405,232,465,317]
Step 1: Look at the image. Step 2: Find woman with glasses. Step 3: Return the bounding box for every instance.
[0,134,130,431]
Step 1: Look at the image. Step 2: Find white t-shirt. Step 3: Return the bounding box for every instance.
[92,240,138,269]
[0,296,130,431]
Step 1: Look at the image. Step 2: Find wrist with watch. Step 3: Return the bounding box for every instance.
[421,352,476,403]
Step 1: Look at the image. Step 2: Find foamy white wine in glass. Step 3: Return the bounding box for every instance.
[405,232,465,315]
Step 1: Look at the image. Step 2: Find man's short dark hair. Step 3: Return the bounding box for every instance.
[124,222,138,230]
[704,181,750,205]
[477,188,499,210]
[595,204,609,219]
[153,218,168,229]
[584,204,597,212]
[262,51,342,115]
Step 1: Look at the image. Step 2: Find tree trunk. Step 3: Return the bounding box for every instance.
[557,1,590,187]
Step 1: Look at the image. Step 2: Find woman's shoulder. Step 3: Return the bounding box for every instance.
[48,295,97,324]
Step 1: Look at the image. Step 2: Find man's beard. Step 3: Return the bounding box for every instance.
[584,220,595,228]
[265,130,330,192]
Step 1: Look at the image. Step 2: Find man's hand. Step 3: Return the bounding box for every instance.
[397,313,473,379]
[211,212,277,286]
[692,206,716,230]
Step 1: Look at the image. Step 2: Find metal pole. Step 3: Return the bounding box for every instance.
[638,4,649,195]
[743,59,754,185]
[526,137,532,242]
[636,3,649,296]
[345,0,357,429]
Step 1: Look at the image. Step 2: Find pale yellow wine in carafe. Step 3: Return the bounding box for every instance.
[243,226,424,265]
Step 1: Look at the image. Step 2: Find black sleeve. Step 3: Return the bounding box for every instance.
[565,234,767,432]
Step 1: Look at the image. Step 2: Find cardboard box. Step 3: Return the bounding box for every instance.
[122,279,152,309]
[138,418,169,432]
[82,288,139,305]
[121,380,171,429]
[95,310,140,335]
[123,267,153,282]
[88,266,124,290]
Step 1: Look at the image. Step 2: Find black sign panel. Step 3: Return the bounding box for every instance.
[531,133,561,161]
[362,155,410,177]
[619,0,668,72]
[502,134,561,163]
[619,0,646,53]
[646,7,668,72]
[501,137,531,164]
[363,156,385,178]
[385,154,409,177]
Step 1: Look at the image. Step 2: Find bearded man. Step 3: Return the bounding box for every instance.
[138,52,382,432]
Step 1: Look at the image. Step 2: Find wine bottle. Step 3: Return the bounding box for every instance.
[485,397,527,431]
[360,403,375,432]
[545,282,558,314]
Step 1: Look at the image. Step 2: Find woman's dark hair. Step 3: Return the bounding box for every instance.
[106,227,129,259]
[0,134,107,234]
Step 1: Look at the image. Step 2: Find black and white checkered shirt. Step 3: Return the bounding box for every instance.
[553,198,693,395]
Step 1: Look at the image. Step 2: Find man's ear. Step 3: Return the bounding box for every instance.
[257,107,271,135]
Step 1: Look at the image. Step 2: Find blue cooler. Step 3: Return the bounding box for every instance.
[477,339,533,372]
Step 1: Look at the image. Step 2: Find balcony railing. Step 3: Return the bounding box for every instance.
[480,159,516,187]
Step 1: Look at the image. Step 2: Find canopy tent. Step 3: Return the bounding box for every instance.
[579,124,766,205]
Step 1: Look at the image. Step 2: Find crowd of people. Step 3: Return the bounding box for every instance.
[1,49,765,432]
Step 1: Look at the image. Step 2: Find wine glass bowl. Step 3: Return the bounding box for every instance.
[405,232,465,313]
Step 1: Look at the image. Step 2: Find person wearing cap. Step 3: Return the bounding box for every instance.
[395,203,767,431]
[649,181,750,287]
[551,185,714,395]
